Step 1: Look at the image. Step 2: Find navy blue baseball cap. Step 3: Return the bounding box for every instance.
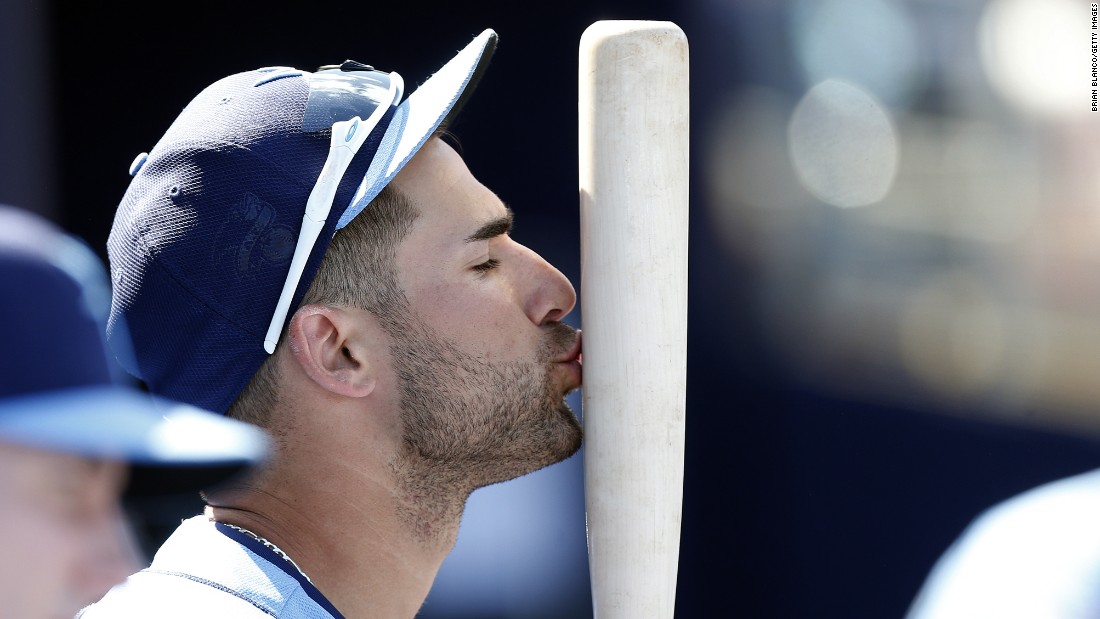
[108,29,497,413]
[0,205,268,494]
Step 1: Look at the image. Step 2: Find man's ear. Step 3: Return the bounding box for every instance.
[285,305,376,398]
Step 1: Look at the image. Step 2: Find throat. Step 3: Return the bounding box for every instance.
[390,456,473,549]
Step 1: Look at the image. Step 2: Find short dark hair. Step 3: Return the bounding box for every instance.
[225,186,419,427]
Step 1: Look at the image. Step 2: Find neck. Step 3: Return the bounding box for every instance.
[207,417,469,618]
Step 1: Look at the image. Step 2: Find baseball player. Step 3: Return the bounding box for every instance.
[0,205,268,619]
[81,28,583,618]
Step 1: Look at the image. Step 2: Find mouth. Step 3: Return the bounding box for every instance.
[554,329,582,363]
[553,329,583,388]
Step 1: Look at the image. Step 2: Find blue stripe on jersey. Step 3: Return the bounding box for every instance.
[215,522,346,619]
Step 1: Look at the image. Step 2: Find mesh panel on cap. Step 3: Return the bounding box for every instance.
[107,66,391,413]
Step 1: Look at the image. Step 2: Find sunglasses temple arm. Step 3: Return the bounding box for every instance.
[262,117,366,354]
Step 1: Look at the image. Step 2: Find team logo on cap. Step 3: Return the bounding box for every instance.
[213,192,295,279]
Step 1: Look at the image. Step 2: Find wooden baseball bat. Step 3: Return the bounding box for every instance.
[579,20,689,619]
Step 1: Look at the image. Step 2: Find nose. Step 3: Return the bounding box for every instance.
[516,242,576,325]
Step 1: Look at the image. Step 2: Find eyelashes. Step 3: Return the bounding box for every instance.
[472,258,500,275]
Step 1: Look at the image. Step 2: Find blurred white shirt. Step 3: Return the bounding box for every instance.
[907,469,1100,619]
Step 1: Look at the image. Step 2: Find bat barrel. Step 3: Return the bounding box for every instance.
[579,20,689,619]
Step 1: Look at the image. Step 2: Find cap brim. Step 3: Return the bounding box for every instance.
[0,386,268,495]
[336,28,498,229]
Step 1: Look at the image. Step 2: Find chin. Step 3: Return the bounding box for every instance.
[475,405,583,488]
[522,402,584,471]
[552,402,584,456]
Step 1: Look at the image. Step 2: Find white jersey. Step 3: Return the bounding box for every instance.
[80,515,342,618]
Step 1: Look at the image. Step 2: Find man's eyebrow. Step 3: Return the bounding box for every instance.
[465,207,514,243]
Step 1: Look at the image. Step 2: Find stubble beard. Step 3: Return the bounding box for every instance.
[383,308,582,541]
[392,313,582,489]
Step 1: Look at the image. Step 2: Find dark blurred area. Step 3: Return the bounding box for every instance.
[2,0,1098,617]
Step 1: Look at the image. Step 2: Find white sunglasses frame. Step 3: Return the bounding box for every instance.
[263,72,405,354]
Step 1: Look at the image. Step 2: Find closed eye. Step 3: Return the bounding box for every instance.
[472,258,500,274]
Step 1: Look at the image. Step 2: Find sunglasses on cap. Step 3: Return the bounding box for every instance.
[263,63,404,354]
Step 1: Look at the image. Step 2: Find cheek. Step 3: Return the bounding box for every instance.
[0,498,76,616]
[412,281,530,359]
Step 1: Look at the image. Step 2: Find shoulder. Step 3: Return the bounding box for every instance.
[907,469,1100,618]
[82,514,341,619]
[80,569,275,618]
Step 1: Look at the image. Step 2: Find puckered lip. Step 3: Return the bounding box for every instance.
[553,329,583,364]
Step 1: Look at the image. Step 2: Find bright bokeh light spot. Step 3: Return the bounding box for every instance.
[978,0,1083,118]
[791,0,925,107]
[788,79,898,208]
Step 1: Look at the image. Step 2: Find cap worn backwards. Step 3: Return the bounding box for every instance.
[107,29,498,414]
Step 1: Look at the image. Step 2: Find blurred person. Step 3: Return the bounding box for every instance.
[81,28,583,618]
[906,469,1100,618]
[0,205,268,619]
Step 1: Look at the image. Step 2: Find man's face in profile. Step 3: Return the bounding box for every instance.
[383,138,584,489]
